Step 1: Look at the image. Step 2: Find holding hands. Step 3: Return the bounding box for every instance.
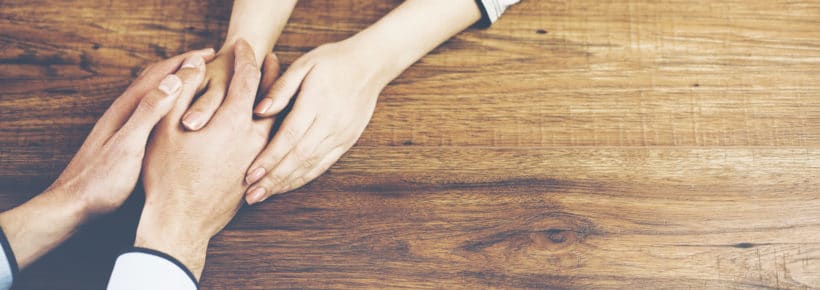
[0,40,280,286]
[243,40,389,204]
[0,48,215,269]
[137,41,279,278]
[1,0,502,287]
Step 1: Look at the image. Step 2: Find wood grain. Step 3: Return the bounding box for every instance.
[1,0,819,289]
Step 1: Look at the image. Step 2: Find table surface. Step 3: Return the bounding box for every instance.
[1,0,819,289]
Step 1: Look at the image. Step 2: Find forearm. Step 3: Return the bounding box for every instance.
[347,0,483,82]
[222,0,299,63]
[0,190,87,269]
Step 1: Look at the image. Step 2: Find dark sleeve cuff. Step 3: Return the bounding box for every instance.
[474,0,494,28]
[0,226,19,281]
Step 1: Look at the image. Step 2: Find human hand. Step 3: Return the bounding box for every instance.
[0,49,215,269]
[242,40,394,204]
[136,40,279,279]
[47,48,216,218]
[178,41,279,131]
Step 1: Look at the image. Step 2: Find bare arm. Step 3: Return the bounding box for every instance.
[223,0,299,64]
[350,0,483,84]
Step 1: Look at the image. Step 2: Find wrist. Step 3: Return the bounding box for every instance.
[0,188,87,269]
[343,0,482,83]
[336,37,409,88]
[135,199,210,279]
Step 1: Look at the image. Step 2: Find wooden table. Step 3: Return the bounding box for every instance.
[1,0,819,288]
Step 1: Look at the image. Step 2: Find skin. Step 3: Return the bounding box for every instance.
[177,0,485,204]
[0,40,279,281]
[243,0,485,203]
[0,49,216,269]
[180,0,296,131]
[136,40,280,280]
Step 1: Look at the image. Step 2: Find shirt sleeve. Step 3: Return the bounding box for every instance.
[475,0,522,28]
[107,247,198,290]
[0,227,18,290]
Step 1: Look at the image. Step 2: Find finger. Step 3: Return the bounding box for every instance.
[267,129,333,191]
[166,56,211,121]
[246,146,345,205]
[111,74,182,145]
[243,106,317,185]
[258,52,281,97]
[114,54,207,143]
[89,48,214,143]
[254,56,312,117]
[216,39,260,118]
[286,146,346,193]
[126,48,215,99]
[180,81,226,131]
[244,124,326,203]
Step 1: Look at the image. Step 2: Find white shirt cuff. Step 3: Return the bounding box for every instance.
[107,247,198,290]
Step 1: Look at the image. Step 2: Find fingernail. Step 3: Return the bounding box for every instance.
[181,55,204,68]
[247,187,267,204]
[158,75,181,96]
[245,167,265,184]
[182,111,205,130]
[255,98,273,115]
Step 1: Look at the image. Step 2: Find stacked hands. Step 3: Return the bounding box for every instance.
[0,38,384,281]
[192,39,385,205]
[0,0,501,286]
[0,43,249,277]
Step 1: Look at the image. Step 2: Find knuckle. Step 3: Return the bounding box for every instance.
[303,156,319,168]
[238,62,259,77]
[283,127,299,141]
[138,94,161,112]
[268,153,285,164]
[266,174,285,187]
[293,147,312,162]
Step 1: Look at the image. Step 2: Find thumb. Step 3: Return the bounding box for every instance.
[253,57,312,117]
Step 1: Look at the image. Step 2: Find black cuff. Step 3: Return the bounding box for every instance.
[0,226,19,281]
[126,247,199,289]
[474,0,493,28]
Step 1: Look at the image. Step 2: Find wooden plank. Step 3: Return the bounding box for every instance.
[8,147,820,289]
[0,0,818,289]
[2,0,819,149]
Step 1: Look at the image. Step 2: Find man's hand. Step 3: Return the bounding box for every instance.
[135,40,280,280]
[0,49,215,269]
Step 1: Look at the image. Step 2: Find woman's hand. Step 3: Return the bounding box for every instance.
[137,41,279,278]
[243,40,394,204]
[178,45,241,131]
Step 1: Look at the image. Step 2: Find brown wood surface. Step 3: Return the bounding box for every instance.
[1,0,819,289]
